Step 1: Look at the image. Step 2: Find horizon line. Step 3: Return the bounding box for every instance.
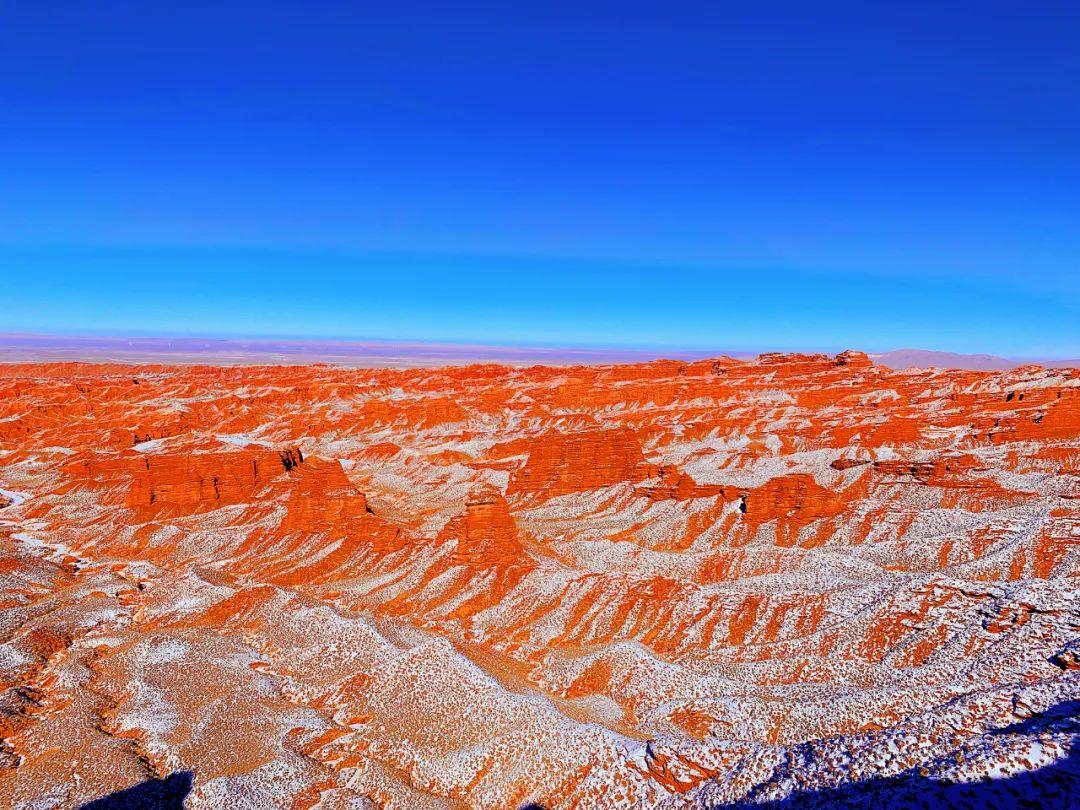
[1,329,1078,368]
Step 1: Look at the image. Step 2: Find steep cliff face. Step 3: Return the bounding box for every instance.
[279,455,368,532]
[442,488,528,568]
[506,427,654,498]
[0,354,1077,809]
[124,447,291,515]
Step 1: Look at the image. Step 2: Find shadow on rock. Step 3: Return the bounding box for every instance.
[79,771,193,810]
[721,699,1079,809]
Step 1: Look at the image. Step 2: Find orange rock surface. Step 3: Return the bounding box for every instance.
[506,427,654,498]
[0,353,1077,808]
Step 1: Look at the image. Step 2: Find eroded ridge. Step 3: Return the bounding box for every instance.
[0,352,1077,808]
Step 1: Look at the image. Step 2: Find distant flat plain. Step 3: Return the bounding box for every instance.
[0,332,1075,370]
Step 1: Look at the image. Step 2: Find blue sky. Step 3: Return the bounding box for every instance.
[2,2,1078,355]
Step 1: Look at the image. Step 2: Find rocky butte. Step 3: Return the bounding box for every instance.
[0,351,1077,808]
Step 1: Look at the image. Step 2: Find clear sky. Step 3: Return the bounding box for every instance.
[2,2,1078,356]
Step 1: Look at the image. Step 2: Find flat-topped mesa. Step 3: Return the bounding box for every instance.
[248,457,406,587]
[751,349,875,378]
[752,352,845,380]
[756,351,832,365]
[833,349,874,368]
[599,358,689,382]
[506,427,654,499]
[443,488,527,567]
[124,445,304,516]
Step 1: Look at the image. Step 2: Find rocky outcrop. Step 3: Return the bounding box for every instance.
[442,488,527,568]
[635,465,736,502]
[830,457,870,470]
[124,446,300,515]
[506,427,653,498]
[741,473,847,545]
[833,349,873,368]
[279,456,369,533]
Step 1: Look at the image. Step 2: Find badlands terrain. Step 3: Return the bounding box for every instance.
[0,351,1077,808]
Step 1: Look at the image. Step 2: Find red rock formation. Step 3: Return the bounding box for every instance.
[279,456,369,533]
[442,488,527,568]
[635,465,736,501]
[833,349,874,368]
[0,355,1077,808]
[831,457,870,470]
[741,473,847,546]
[506,427,653,498]
[124,446,296,516]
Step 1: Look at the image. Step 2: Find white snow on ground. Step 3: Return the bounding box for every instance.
[10,531,73,561]
[216,432,274,448]
[0,487,29,507]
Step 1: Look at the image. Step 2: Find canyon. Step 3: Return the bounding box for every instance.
[0,351,1077,808]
